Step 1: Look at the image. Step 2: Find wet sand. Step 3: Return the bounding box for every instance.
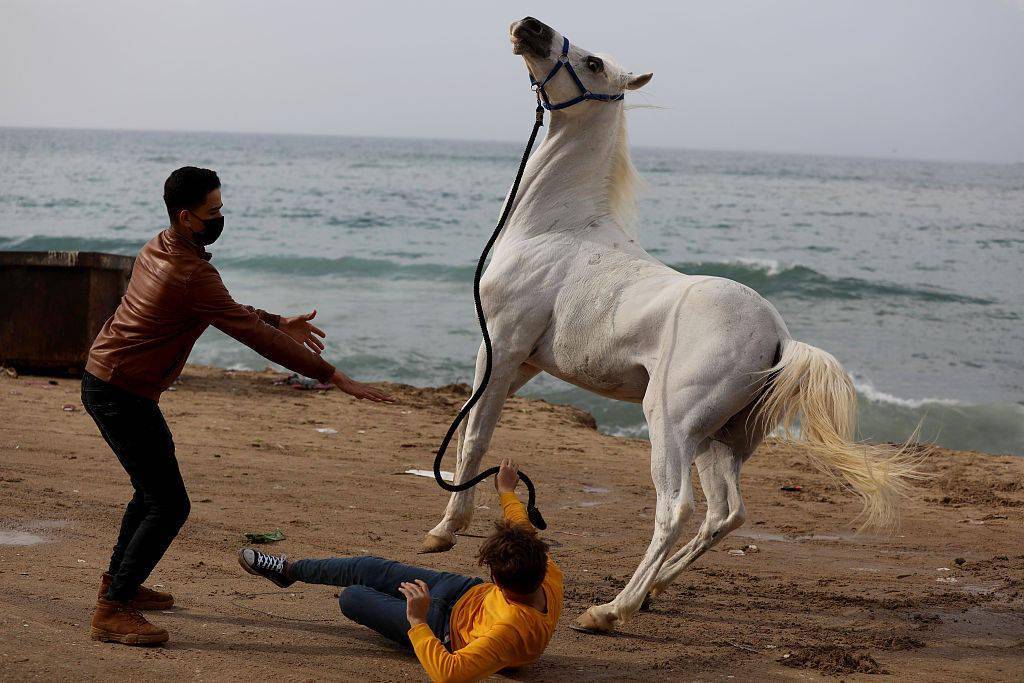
[1,366,1021,681]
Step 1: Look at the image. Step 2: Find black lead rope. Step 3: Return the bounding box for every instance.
[432,102,547,531]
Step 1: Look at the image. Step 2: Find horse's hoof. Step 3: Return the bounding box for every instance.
[575,607,617,633]
[420,532,455,554]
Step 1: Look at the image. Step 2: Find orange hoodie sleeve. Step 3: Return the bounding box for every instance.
[186,262,334,382]
[408,622,521,683]
[500,491,562,585]
[499,491,531,529]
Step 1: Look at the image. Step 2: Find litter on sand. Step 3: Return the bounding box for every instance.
[315,428,338,434]
[61,404,76,412]
[780,485,803,492]
[244,529,286,544]
[728,549,746,556]
[959,514,1008,524]
[275,373,334,391]
[405,469,454,482]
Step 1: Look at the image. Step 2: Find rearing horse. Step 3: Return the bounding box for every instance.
[423,16,921,634]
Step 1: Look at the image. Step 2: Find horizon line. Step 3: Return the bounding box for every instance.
[0,123,1019,168]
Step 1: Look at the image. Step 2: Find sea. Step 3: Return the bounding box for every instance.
[1,127,1021,455]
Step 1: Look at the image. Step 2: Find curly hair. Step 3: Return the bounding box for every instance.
[476,520,549,594]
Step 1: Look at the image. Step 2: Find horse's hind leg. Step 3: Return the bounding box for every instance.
[575,395,702,633]
[648,440,746,597]
[648,402,766,599]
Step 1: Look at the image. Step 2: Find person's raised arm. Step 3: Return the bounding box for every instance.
[494,458,531,529]
[495,458,560,578]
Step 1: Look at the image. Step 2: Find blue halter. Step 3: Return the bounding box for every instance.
[530,36,625,111]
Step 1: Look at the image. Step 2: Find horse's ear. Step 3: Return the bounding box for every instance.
[625,72,653,90]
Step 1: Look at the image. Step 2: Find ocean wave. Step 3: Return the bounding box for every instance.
[326,213,390,229]
[854,385,1023,455]
[667,259,995,305]
[0,235,1001,309]
[0,234,145,254]
[852,379,961,409]
[598,382,1022,455]
[220,254,475,281]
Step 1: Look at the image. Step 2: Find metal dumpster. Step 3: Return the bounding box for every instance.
[0,251,134,374]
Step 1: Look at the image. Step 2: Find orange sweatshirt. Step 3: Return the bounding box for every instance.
[407,492,563,683]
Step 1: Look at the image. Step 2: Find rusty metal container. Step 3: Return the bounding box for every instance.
[0,251,134,374]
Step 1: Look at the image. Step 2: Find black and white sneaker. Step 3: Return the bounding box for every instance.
[238,548,294,588]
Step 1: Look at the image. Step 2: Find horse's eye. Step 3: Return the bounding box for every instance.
[585,57,604,73]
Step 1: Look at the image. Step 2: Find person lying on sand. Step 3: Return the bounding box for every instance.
[239,459,563,683]
[83,165,394,646]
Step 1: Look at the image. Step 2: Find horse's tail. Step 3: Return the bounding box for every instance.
[753,339,926,530]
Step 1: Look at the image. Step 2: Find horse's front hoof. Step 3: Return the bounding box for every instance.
[420,532,455,554]
[575,607,617,633]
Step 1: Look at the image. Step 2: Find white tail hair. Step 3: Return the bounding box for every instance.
[753,340,926,530]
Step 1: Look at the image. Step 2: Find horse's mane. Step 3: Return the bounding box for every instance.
[606,107,642,238]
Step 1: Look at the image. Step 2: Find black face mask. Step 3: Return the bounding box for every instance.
[190,212,224,246]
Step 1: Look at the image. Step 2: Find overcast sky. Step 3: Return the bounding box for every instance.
[3,0,1023,163]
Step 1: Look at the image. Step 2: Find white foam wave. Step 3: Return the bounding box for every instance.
[851,378,963,409]
[733,257,784,276]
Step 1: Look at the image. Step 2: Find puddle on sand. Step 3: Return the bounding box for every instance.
[0,530,47,546]
[735,529,788,542]
[734,529,880,543]
[0,520,70,546]
[582,486,610,494]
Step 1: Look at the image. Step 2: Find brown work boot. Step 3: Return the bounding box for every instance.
[98,572,174,610]
[90,597,169,645]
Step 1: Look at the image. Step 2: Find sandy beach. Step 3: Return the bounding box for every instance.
[1,365,1021,681]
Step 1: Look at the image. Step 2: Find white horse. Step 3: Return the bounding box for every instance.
[423,17,921,633]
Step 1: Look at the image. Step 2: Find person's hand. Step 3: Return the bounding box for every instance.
[398,579,431,627]
[495,458,519,494]
[280,310,326,354]
[330,371,395,403]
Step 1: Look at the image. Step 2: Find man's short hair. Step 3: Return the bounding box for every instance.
[477,520,549,594]
[163,166,220,224]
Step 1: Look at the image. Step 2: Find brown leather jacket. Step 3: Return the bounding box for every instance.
[85,225,335,400]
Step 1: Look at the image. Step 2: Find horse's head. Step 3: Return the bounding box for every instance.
[510,17,652,114]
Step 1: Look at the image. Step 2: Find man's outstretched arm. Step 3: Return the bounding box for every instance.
[240,306,326,355]
[187,263,393,402]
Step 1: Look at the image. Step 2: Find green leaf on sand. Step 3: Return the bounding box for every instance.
[245,529,286,544]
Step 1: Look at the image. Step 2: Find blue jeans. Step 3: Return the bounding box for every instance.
[289,556,484,648]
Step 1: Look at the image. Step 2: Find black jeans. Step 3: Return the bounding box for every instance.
[81,372,190,602]
[289,556,484,648]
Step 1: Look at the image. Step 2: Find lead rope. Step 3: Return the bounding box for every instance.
[432,101,548,530]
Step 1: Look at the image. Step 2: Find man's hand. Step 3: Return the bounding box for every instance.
[495,457,519,494]
[280,310,326,354]
[330,371,395,403]
[398,579,431,627]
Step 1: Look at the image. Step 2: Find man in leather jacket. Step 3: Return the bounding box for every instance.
[82,166,393,645]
